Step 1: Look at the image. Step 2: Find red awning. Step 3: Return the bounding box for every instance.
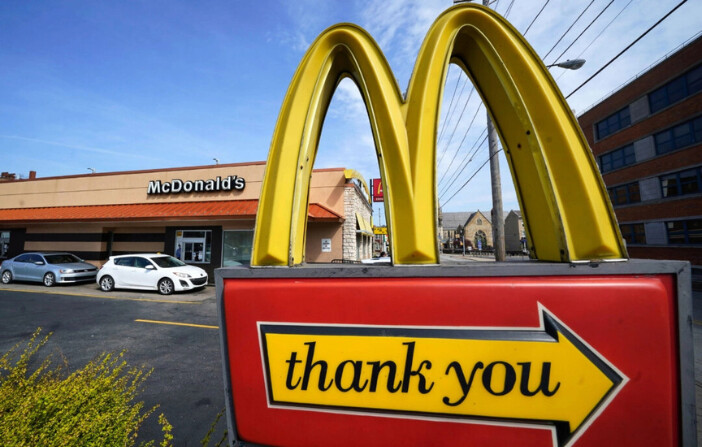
[0,200,342,223]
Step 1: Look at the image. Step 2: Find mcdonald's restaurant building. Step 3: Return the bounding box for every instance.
[0,162,374,281]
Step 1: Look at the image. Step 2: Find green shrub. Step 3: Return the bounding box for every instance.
[0,329,172,447]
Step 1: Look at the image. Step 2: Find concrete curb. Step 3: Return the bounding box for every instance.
[0,281,215,303]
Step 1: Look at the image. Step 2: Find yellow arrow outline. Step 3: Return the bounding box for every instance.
[258,304,627,447]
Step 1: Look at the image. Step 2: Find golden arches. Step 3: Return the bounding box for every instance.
[252,3,626,266]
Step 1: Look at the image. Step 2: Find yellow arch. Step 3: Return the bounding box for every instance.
[252,3,626,266]
[344,169,370,199]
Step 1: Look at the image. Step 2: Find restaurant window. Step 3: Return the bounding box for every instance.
[222,230,254,266]
[0,231,9,258]
[174,230,212,264]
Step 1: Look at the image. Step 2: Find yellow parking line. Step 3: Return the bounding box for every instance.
[694,319,702,327]
[135,319,218,329]
[0,287,200,304]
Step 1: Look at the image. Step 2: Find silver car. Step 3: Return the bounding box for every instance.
[0,252,98,287]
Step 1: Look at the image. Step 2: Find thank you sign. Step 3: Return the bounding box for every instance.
[219,273,686,447]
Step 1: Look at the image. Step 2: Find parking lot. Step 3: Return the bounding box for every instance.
[0,280,224,445]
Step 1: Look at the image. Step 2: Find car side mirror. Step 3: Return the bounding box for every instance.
[34,261,45,266]
[145,265,155,270]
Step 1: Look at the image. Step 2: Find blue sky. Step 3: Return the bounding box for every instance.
[2,0,701,214]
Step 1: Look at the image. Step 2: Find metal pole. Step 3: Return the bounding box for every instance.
[483,0,505,262]
[452,0,504,261]
[487,117,505,261]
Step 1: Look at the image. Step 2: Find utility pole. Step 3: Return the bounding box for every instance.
[482,0,505,261]
[453,0,505,261]
[487,116,505,261]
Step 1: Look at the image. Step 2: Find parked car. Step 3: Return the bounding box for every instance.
[97,253,208,295]
[360,256,392,265]
[0,252,98,287]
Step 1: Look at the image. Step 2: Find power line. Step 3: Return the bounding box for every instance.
[566,0,689,99]
[442,148,503,208]
[554,0,635,84]
[438,103,483,187]
[524,0,550,36]
[549,0,615,66]
[502,0,516,18]
[542,0,596,61]
[437,85,476,166]
[439,127,487,196]
[437,70,464,146]
[439,131,488,200]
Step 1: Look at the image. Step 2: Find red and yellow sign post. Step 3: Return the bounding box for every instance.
[217,3,695,447]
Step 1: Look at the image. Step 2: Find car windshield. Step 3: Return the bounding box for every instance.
[151,256,187,268]
[45,254,82,264]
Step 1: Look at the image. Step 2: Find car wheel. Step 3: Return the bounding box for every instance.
[1,270,12,284]
[99,275,115,292]
[43,272,56,287]
[158,278,174,295]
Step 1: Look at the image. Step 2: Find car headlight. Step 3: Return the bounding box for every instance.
[173,272,192,279]
[59,269,74,274]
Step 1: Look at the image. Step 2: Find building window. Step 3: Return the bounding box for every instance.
[608,182,640,206]
[654,116,702,155]
[222,230,253,267]
[596,107,631,140]
[660,167,702,198]
[666,218,702,245]
[649,64,702,113]
[477,218,482,225]
[619,223,645,245]
[174,230,212,264]
[599,144,635,173]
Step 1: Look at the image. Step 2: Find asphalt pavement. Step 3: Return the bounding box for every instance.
[0,280,222,446]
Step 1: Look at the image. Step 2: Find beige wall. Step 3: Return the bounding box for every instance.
[0,163,264,209]
[306,223,343,263]
[0,164,349,219]
[309,169,346,217]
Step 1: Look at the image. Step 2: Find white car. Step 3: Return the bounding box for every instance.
[360,256,392,265]
[97,254,208,295]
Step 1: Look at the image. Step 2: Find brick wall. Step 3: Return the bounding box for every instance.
[579,36,702,138]
[342,183,373,260]
[577,36,702,266]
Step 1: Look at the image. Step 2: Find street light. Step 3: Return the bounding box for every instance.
[547,59,586,70]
